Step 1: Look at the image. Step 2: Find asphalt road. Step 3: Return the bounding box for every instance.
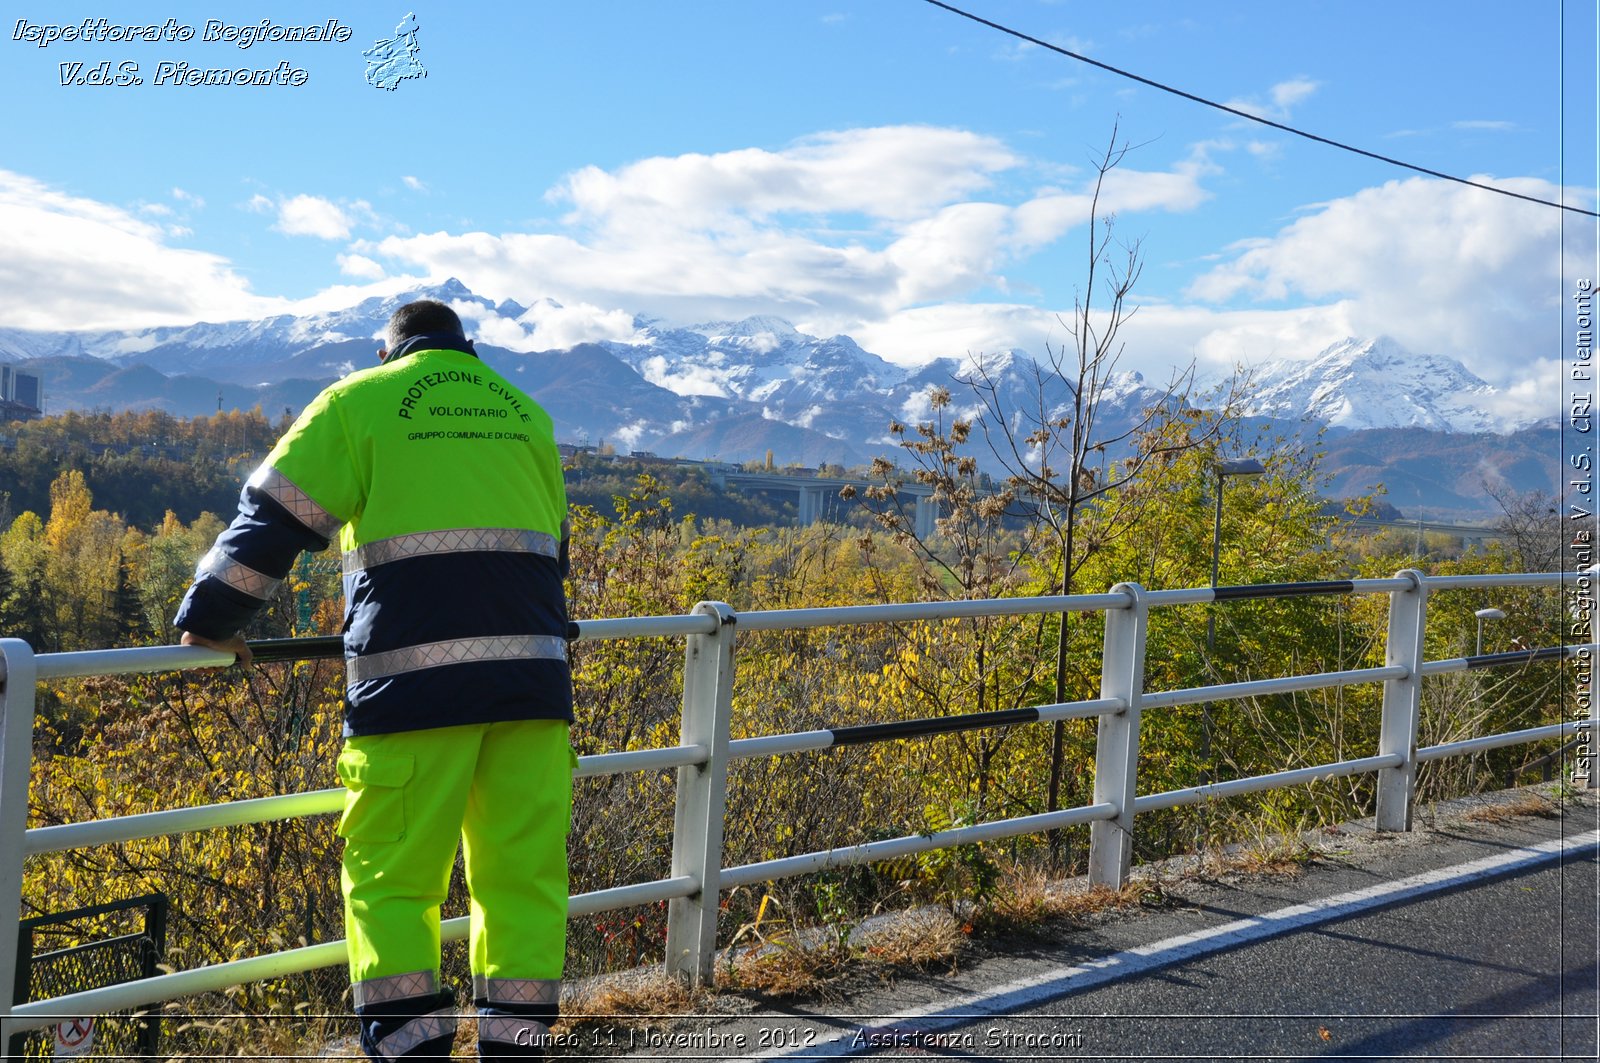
[585,785,1599,1063]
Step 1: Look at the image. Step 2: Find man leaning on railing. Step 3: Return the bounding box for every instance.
[174,298,576,1060]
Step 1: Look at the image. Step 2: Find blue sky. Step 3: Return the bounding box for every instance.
[2,1,1595,419]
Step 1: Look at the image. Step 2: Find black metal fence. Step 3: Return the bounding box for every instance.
[9,896,166,1060]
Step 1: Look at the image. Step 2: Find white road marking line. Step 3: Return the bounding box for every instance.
[766,829,1600,1059]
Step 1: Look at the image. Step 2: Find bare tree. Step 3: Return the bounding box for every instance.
[961,124,1245,839]
[1486,484,1563,573]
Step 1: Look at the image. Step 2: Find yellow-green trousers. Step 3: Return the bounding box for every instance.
[336,719,574,1059]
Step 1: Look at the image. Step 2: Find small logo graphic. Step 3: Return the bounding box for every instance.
[363,12,425,91]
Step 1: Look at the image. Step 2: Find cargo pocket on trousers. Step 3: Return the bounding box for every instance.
[335,747,415,843]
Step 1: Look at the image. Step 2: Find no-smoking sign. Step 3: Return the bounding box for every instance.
[52,1016,94,1058]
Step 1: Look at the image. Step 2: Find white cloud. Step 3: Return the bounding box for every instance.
[553,126,1020,226]
[445,297,643,353]
[246,193,273,213]
[277,275,426,318]
[1129,300,1365,376]
[0,169,284,330]
[851,302,1072,368]
[401,175,427,192]
[613,420,650,449]
[1226,77,1319,120]
[639,354,730,398]
[1452,119,1515,132]
[849,300,1306,382]
[1484,360,1563,423]
[994,32,1092,63]
[883,202,1012,303]
[275,194,354,239]
[1185,174,1594,384]
[337,253,387,280]
[374,125,1211,337]
[1270,78,1318,113]
[1006,156,1211,258]
[517,299,641,349]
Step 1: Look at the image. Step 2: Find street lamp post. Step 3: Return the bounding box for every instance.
[1207,458,1267,656]
[1474,607,1505,656]
[1200,457,1266,793]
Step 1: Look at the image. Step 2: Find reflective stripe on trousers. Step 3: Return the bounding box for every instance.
[477,1015,550,1050]
[352,970,440,1010]
[472,976,559,1008]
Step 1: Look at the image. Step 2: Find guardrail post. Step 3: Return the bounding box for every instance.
[1376,570,1429,831]
[0,639,39,1053]
[1089,583,1148,888]
[664,602,737,986]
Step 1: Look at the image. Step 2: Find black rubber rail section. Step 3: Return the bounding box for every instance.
[1211,580,1358,602]
[828,706,1043,747]
[245,635,345,663]
[1463,646,1571,671]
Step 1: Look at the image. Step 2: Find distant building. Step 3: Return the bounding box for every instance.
[0,365,42,422]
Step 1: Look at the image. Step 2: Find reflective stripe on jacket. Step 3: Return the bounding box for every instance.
[174,343,573,735]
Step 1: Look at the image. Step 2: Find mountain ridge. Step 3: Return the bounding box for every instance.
[0,281,1555,518]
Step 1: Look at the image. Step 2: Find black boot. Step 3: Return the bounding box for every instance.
[474,978,559,1060]
[357,988,458,1061]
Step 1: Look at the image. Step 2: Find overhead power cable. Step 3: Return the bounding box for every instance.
[922,0,1599,219]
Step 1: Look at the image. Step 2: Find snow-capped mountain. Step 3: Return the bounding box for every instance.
[1244,336,1517,434]
[0,279,499,379]
[0,284,1563,514]
[613,318,897,403]
[0,283,1538,472]
[602,318,914,445]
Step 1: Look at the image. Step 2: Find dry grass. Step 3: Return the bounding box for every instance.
[719,940,854,999]
[854,908,967,969]
[1193,838,1316,879]
[559,970,708,1033]
[1460,792,1560,825]
[713,910,966,999]
[162,996,352,1063]
[1182,801,1327,880]
[970,861,1168,936]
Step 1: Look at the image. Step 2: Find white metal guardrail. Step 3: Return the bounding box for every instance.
[0,568,1594,1039]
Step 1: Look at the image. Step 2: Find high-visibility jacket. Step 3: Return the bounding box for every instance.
[174,339,572,736]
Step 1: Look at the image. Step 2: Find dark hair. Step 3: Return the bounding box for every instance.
[385,299,465,352]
